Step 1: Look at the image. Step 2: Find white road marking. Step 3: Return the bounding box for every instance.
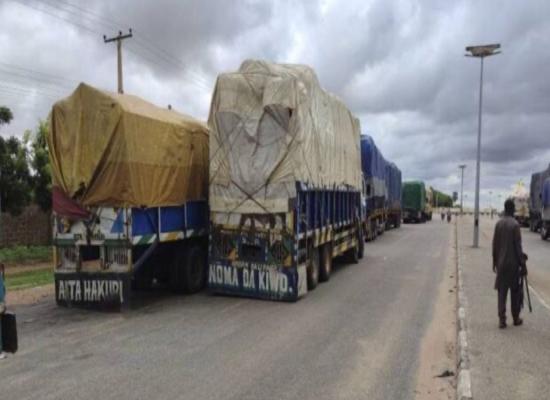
[528,284,550,312]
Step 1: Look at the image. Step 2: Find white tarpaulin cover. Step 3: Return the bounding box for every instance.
[208,60,362,214]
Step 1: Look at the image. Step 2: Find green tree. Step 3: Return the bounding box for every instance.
[0,135,32,215]
[0,106,13,126]
[30,121,52,211]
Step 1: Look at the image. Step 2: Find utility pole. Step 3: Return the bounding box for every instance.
[465,43,501,248]
[459,164,466,215]
[104,29,133,94]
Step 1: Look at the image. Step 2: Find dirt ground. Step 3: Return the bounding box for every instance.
[3,262,54,306]
[5,283,54,306]
[413,220,457,399]
[3,262,51,275]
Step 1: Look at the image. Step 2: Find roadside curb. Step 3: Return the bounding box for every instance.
[455,218,473,400]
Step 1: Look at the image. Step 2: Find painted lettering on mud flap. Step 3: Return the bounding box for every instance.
[57,279,124,303]
[208,262,290,295]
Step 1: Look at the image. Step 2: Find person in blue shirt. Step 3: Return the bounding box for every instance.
[0,263,6,359]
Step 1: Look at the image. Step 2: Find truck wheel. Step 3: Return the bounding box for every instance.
[182,243,207,294]
[541,225,549,241]
[345,235,360,265]
[319,244,332,282]
[307,246,320,290]
[169,247,185,293]
[371,220,378,240]
[170,243,207,294]
[358,229,365,260]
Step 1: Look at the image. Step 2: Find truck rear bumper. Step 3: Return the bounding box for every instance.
[55,272,131,310]
[207,261,307,301]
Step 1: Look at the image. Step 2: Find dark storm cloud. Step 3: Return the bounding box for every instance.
[0,0,549,205]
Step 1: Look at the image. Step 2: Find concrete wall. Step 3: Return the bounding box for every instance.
[0,205,51,247]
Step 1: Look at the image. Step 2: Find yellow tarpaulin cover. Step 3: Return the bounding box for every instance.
[49,83,208,207]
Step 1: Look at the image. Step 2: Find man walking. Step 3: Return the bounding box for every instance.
[492,199,527,329]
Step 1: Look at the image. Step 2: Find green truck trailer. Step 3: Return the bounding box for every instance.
[402,181,428,223]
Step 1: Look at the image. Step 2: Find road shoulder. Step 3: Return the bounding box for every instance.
[413,221,457,399]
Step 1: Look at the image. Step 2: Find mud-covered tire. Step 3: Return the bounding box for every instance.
[319,244,332,282]
[170,243,207,294]
[371,220,378,240]
[358,228,365,259]
[182,243,207,293]
[169,247,185,293]
[541,225,549,241]
[345,236,360,265]
[307,246,320,290]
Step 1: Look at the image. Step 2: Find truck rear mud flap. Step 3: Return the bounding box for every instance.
[55,272,131,311]
[207,261,306,301]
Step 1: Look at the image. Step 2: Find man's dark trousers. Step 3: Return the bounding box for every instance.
[498,281,521,322]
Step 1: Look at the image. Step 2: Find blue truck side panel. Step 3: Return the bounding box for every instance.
[385,162,402,208]
[360,135,386,181]
[131,201,208,237]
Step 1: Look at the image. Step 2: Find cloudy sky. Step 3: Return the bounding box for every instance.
[1,0,549,209]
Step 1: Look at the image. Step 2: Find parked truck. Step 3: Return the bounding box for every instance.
[385,162,402,229]
[402,181,427,223]
[360,135,387,240]
[529,164,550,232]
[207,60,363,301]
[510,181,530,227]
[359,135,402,240]
[49,83,209,309]
[541,178,550,241]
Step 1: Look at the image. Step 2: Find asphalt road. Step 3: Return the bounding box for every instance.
[0,221,452,400]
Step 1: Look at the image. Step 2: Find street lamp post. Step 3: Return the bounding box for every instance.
[459,164,466,215]
[465,43,501,248]
[489,190,493,219]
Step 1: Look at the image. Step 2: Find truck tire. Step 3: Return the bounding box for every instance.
[541,225,549,241]
[182,243,207,293]
[307,246,320,290]
[169,248,185,293]
[344,235,360,265]
[358,228,365,260]
[319,244,332,282]
[170,242,207,294]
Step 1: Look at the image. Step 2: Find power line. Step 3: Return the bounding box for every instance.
[21,0,212,91]
[0,84,59,102]
[0,62,79,87]
[10,0,99,35]
[0,71,71,96]
[43,0,212,88]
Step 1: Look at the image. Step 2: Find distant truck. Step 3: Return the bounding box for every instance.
[529,164,550,232]
[207,60,364,301]
[512,196,530,227]
[402,181,427,223]
[359,135,402,241]
[541,178,550,241]
[49,84,209,309]
[385,162,402,229]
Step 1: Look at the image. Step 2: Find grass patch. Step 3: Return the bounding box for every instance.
[0,245,52,265]
[4,267,53,290]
